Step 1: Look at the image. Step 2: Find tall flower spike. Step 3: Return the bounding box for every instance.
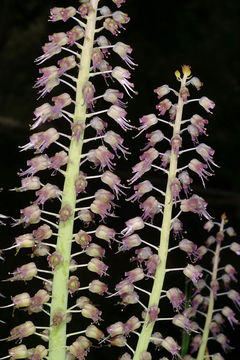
[115,65,221,360]
[3,2,137,360]
[2,3,240,360]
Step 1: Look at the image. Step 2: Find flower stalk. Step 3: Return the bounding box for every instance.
[132,68,189,359]
[48,4,99,359]
[196,216,224,360]
[1,2,240,360]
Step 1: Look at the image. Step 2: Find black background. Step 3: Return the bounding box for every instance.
[0,0,240,359]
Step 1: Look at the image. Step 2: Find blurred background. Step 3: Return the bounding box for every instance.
[0,0,239,359]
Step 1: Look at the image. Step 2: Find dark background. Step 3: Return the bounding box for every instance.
[0,0,239,359]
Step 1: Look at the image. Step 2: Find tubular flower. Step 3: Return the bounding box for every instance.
[103,89,126,107]
[156,98,172,115]
[180,194,211,220]
[5,1,240,358]
[107,105,134,130]
[196,143,218,169]
[113,42,137,69]
[188,158,213,187]
[112,66,137,97]
[1,2,139,359]
[199,96,215,113]
[154,85,170,99]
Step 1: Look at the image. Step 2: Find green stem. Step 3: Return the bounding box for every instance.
[48,2,99,359]
[180,279,191,357]
[196,217,224,360]
[133,73,188,359]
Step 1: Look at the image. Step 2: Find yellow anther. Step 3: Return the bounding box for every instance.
[182,65,191,78]
[175,70,181,81]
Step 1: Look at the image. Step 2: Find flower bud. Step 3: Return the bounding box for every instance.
[85,324,104,340]
[76,296,92,309]
[59,204,73,222]
[15,234,35,248]
[52,309,65,327]
[89,280,108,295]
[68,276,80,295]
[199,96,215,113]
[12,262,38,281]
[140,352,152,360]
[75,230,92,249]
[107,322,125,337]
[161,336,181,356]
[82,304,102,323]
[85,243,105,258]
[110,335,126,347]
[183,264,203,284]
[48,251,63,269]
[87,258,108,276]
[12,293,31,308]
[33,224,53,242]
[125,267,145,283]
[27,345,48,360]
[9,321,36,341]
[8,345,28,359]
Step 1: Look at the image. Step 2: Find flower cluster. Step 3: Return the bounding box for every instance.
[108,66,238,360]
[1,2,239,360]
[0,1,136,359]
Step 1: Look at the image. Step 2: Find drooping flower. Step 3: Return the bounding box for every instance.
[189,76,203,90]
[82,81,96,110]
[137,114,158,134]
[191,114,208,135]
[112,11,130,27]
[49,151,68,175]
[196,143,218,169]
[128,160,152,184]
[49,7,77,22]
[183,264,203,284]
[121,217,145,237]
[67,25,85,46]
[113,42,137,69]
[178,171,193,197]
[180,194,211,220]
[35,183,61,205]
[221,306,239,328]
[154,85,170,99]
[112,66,137,97]
[199,96,215,113]
[188,158,213,187]
[161,336,181,356]
[103,89,126,108]
[140,196,162,221]
[143,130,164,150]
[103,18,121,36]
[107,105,133,131]
[127,180,153,202]
[104,130,130,158]
[166,287,186,311]
[169,177,181,204]
[156,98,172,115]
[92,48,104,71]
[101,171,127,198]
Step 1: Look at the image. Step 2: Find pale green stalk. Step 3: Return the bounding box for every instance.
[196,217,224,360]
[48,2,99,359]
[133,73,188,359]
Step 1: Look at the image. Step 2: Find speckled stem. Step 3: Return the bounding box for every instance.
[48,2,99,359]
[196,218,224,360]
[133,73,188,359]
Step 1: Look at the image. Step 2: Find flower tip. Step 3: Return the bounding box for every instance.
[221,212,228,221]
[174,70,181,81]
[182,64,191,77]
